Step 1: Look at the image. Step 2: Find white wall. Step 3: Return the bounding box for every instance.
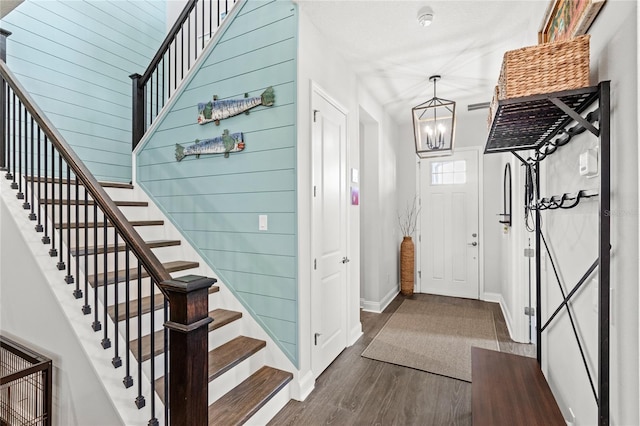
[541,2,638,425]
[0,197,123,426]
[395,108,507,301]
[296,4,400,389]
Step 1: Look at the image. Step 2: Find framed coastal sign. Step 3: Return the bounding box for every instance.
[538,0,606,43]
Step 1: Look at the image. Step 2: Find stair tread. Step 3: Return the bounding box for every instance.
[25,176,133,189]
[132,308,242,362]
[89,260,199,287]
[107,285,219,322]
[72,239,181,256]
[39,198,147,207]
[155,335,266,403]
[208,366,293,426]
[55,220,163,229]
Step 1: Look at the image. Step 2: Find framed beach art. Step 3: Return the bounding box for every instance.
[538,0,606,44]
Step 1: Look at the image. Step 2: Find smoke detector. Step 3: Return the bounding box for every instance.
[417,6,434,27]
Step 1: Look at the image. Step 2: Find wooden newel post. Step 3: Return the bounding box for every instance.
[129,73,145,151]
[159,275,217,426]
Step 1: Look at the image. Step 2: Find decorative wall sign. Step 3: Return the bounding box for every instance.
[175,130,245,161]
[197,86,275,125]
[538,0,605,43]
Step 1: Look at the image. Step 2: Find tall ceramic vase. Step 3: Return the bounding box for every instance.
[400,236,414,296]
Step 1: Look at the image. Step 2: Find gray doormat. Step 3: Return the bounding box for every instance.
[361,298,499,382]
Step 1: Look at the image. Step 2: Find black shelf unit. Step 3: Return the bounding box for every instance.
[484,82,610,426]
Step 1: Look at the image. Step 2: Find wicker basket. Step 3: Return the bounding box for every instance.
[498,34,590,100]
[488,35,591,129]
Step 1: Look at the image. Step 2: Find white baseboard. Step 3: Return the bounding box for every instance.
[483,292,516,342]
[361,285,399,313]
[292,370,315,401]
[348,322,363,346]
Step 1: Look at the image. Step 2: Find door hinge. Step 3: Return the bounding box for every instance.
[418,270,421,278]
[314,258,317,270]
[313,109,319,122]
[313,185,317,197]
[419,234,421,242]
[314,332,321,345]
[524,307,535,316]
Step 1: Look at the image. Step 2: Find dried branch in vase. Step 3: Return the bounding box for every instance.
[398,196,421,237]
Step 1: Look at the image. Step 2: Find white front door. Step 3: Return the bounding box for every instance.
[419,149,480,299]
[311,85,348,377]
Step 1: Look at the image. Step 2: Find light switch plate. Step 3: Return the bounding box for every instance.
[259,215,268,231]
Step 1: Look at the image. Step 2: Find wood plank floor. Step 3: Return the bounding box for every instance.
[269,293,535,426]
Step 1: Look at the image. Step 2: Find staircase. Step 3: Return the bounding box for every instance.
[6,173,293,424]
[1,0,296,422]
[1,55,293,426]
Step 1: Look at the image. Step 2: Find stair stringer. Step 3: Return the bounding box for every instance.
[120,179,312,403]
[0,180,164,426]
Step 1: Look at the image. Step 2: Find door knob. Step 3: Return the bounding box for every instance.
[341,257,350,264]
[468,242,478,247]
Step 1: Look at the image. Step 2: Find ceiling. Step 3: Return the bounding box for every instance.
[295,0,550,124]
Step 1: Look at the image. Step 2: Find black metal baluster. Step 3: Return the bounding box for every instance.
[135,262,145,409]
[57,154,64,270]
[168,45,172,98]
[3,83,11,179]
[194,5,198,61]
[1,79,6,173]
[102,217,111,349]
[161,57,165,109]
[113,232,122,368]
[202,0,205,49]
[148,278,158,426]
[28,117,36,219]
[16,99,23,198]
[82,186,91,315]
[65,165,73,282]
[35,128,43,232]
[42,136,50,243]
[21,105,29,208]
[217,0,220,27]
[155,68,159,119]
[187,16,191,69]
[10,92,17,187]
[48,147,56,257]
[73,179,81,299]
[181,28,184,80]
[209,0,213,39]
[149,74,153,127]
[123,245,133,388]
[92,203,101,331]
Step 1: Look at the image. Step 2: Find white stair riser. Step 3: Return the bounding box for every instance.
[208,350,265,404]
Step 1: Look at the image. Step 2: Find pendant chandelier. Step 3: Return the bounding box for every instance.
[412,75,456,158]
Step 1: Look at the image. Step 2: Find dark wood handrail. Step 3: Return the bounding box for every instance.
[140,0,197,84]
[0,60,171,286]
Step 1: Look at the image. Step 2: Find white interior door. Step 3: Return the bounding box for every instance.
[419,149,479,299]
[311,86,348,377]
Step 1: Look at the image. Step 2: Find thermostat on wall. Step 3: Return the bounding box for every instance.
[579,148,598,178]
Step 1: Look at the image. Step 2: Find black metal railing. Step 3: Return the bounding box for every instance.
[130,0,237,150]
[1,56,171,424]
[0,336,53,426]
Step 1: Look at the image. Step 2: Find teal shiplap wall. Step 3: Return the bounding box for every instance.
[2,0,166,182]
[136,0,298,365]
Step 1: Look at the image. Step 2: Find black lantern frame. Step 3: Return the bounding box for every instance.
[412,75,456,158]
